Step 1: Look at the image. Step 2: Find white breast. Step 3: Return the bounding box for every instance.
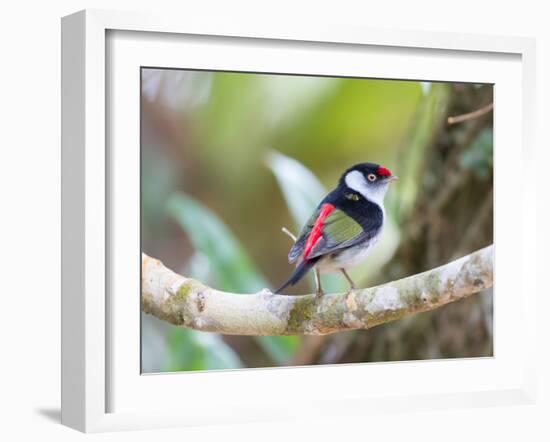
[317,233,382,273]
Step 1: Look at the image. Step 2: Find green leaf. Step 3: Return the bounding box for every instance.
[256,335,300,364]
[167,328,203,371]
[265,150,326,228]
[167,192,299,365]
[167,327,243,371]
[167,193,268,293]
[195,332,244,370]
[255,336,297,365]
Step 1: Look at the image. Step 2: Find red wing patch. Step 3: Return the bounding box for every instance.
[303,203,335,259]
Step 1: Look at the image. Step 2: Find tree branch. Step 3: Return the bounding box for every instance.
[141,245,493,336]
[447,102,493,125]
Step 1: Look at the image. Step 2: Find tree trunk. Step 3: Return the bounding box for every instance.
[318,83,494,364]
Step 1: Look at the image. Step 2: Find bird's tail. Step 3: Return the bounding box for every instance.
[275,259,315,294]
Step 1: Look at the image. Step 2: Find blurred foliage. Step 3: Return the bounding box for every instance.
[266,150,326,229]
[460,128,493,178]
[389,83,451,221]
[140,68,493,372]
[167,193,267,293]
[167,193,299,367]
[166,328,243,372]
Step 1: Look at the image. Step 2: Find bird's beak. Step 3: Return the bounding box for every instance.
[388,175,398,182]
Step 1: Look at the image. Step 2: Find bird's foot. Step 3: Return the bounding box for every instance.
[340,269,357,297]
[344,287,355,296]
[315,289,325,299]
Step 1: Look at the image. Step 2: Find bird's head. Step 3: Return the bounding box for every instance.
[339,162,398,205]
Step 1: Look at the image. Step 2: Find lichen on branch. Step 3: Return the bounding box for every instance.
[141,245,493,336]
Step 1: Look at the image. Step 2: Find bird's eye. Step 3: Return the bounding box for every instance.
[367,173,377,182]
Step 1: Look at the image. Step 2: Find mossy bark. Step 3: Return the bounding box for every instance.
[141,245,493,336]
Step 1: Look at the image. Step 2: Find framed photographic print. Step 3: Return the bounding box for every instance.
[61,9,537,432]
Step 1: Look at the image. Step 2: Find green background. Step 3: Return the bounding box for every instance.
[141,69,493,372]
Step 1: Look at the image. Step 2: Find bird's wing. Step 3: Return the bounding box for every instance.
[288,205,320,263]
[306,207,367,260]
[289,203,370,262]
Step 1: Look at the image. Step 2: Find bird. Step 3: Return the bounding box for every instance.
[276,162,397,296]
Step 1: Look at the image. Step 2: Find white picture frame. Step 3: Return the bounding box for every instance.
[61,9,537,433]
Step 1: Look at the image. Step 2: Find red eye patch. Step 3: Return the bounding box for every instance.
[377,166,392,177]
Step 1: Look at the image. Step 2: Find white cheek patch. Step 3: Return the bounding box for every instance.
[344,170,387,207]
[345,170,369,199]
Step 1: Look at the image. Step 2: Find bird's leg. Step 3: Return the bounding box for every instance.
[340,268,356,294]
[314,268,325,298]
